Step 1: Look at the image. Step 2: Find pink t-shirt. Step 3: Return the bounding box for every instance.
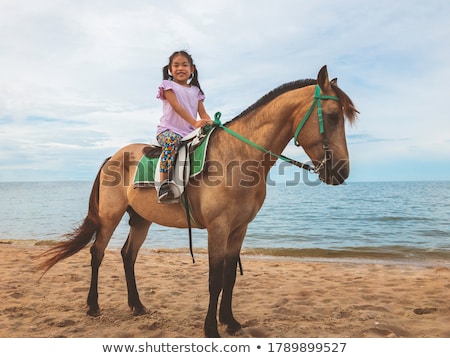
[156,80,205,137]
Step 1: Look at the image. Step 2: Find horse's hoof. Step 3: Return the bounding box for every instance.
[133,306,147,316]
[226,321,242,336]
[204,325,221,338]
[205,331,221,338]
[87,308,101,317]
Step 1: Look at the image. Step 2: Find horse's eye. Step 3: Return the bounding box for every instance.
[328,112,339,121]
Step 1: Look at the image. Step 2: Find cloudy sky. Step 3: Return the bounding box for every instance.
[1,0,449,183]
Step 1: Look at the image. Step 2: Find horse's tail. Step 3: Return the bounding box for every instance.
[37,157,111,275]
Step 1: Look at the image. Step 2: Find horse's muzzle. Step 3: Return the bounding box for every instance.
[320,159,349,185]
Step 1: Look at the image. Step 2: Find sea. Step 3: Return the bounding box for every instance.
[1,180,449,263]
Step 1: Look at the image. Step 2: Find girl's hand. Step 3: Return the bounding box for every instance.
[195,118,213,128]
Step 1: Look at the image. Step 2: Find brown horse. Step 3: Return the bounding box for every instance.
[38,65,358,338]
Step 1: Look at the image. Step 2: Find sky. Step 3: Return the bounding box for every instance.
[1,0,449,183]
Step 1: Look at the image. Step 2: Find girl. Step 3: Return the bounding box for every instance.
[156,50,212,202]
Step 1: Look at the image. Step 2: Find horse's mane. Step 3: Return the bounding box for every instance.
[231,78,358,124]
[232,79,316,121]
[330,80,358,124]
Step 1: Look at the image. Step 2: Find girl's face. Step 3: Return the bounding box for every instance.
[170,54,194,85]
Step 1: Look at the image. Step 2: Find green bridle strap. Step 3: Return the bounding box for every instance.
[210,85,339,172]
[212,112,287,161]
[211,112,312,170]
[294,85,339,146]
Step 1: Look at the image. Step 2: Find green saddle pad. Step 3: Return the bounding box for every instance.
[134,128,214,186]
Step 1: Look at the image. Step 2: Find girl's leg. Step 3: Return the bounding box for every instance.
[156,130,182,200]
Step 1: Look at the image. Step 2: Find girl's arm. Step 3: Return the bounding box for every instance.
[198,101,211,121]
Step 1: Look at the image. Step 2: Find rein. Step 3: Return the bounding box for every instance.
[213,112,315,172]
[212,85,340,174]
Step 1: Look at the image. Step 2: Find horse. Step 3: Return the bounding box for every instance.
[38,65,358,338]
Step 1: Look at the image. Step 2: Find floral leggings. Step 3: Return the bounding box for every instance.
[157,130,183,173]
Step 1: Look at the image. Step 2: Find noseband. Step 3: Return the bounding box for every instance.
[293,85,340,173]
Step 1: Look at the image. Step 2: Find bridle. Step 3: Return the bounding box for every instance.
[212,84,340,174]
[293,85,340,174]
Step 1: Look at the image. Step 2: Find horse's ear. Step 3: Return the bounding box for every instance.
[331,78,338,85]
[317,65,331,92]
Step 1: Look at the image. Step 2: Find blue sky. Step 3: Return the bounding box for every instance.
[1,0,449,182]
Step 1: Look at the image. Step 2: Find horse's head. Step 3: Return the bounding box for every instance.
[294,66,358,185]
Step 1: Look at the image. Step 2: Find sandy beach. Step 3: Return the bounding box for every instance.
[0,240,449,338]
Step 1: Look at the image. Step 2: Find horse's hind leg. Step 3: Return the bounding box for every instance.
[121,207,151,315]
[87,220,121,316]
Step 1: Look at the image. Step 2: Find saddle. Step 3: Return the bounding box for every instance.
[134,126,215,204]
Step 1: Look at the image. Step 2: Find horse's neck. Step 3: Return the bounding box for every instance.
[227,91,302,157]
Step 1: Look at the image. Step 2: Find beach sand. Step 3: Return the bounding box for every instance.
[1,240,449,338]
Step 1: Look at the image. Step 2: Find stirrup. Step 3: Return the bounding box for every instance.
[158,181,175,203]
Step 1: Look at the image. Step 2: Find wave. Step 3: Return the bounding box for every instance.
[375,216,430,222]
[240,246,450,263]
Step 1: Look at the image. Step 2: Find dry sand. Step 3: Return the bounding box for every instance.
[1,240,449,338]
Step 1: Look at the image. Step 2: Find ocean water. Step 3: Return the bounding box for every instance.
[0,180,449,262]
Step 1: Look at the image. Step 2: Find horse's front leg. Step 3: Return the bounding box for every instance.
[219,225,247,335]
[204,224,229,338]
[219,254,242,334]
[204,260,224,338]
[204,224,246,337]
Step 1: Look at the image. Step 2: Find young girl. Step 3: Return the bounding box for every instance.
[156,50,212,202]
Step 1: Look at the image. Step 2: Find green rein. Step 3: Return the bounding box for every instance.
[211,85,339,172]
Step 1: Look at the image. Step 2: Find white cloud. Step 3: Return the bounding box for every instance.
[0,0,449,182]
